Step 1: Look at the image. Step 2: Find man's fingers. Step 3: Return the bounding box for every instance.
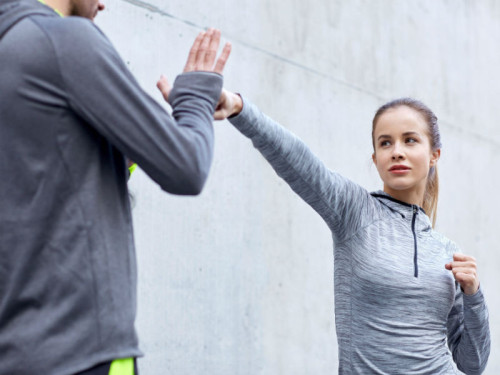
[184,28,231,74]
[204,29,220,68]
[194,29,213,70]
[184,32,204,73]
[214,42,232,75]
[156,75,171,101]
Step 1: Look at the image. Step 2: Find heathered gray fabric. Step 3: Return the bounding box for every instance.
[229,98,490,375]
[0,1,222,374]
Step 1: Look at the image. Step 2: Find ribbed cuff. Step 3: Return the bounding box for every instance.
[463,286,485,306]
[169,71,223,110]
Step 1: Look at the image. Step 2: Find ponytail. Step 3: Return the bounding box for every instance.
[423,166,439,227]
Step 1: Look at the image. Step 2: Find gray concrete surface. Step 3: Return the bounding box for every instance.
[97,1,499,373]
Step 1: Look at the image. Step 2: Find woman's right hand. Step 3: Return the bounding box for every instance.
[214,89,243,120]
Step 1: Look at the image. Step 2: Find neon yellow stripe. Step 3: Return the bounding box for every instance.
[108,358,134,375]
[128,163,138,176]
[37,0,64,17]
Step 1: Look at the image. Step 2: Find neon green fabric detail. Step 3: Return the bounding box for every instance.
[37,0,64,17]
[108,358,134,375]
[128,163,138,176]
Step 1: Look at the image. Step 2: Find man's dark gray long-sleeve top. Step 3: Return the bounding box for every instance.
[0,1,222,374]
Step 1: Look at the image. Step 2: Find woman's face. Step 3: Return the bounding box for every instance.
[372,106,440,202]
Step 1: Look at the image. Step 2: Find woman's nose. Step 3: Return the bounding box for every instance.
[391,143,405,160]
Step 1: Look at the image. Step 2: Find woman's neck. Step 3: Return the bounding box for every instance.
[382,186,424,207]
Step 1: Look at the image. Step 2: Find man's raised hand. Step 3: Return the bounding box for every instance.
[157,29,231,102]
[183,28,231,74]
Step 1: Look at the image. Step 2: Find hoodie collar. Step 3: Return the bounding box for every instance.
[371,190,425,214]
[0,0,58,41]
[370,190,431,228]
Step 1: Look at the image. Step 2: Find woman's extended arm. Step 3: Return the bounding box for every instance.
[215,91,377,242]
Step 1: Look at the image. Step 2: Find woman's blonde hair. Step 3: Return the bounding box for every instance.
[372,98,442,227]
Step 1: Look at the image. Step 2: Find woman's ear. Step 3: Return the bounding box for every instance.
[430,149,441,167]
[372,153,377,165]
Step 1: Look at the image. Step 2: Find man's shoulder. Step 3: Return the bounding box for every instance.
[26,14,115,70]
[31,14,102,40]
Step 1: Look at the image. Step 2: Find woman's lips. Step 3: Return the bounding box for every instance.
[389,165,410,174]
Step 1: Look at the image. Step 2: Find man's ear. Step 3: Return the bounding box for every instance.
[430,149,441,167]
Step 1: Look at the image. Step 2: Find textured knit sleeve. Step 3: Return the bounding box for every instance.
[229,97,377,243]
[447,284,490,375]
[45,18,222,195]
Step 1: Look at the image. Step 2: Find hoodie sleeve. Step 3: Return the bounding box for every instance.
[229,97,377,243]
[40,18,222,195]
[447,284,490,374]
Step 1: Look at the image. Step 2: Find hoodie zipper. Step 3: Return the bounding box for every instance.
[370,193,424,277]
[411,205,418,278]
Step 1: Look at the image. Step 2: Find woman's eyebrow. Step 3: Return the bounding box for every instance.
[377,134,392,141]
[377,131,420,141]
[402,131,420,137]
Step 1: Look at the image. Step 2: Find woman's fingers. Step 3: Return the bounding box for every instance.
[450,267,476,277]
[213,90,243,121]
[453,253,476,262]
[213,89,230,120]
[213,108,230,121]
[455,272,476,282]
[448,261,477,272]
[446,253,480,295]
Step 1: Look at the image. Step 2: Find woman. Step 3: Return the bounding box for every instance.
[213,92,490,374]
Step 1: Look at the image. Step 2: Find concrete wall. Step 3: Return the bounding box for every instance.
[97,1,499,373]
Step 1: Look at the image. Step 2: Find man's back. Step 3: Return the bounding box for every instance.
[0,1,223,373]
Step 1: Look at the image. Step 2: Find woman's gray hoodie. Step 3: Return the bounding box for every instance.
[229,98,490,375]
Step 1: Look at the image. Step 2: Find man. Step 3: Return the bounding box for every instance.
[38,0,106,20]
[0,0,230,374]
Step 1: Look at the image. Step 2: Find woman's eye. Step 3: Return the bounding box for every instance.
[380,141,390,147]
[406,138,417,144]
